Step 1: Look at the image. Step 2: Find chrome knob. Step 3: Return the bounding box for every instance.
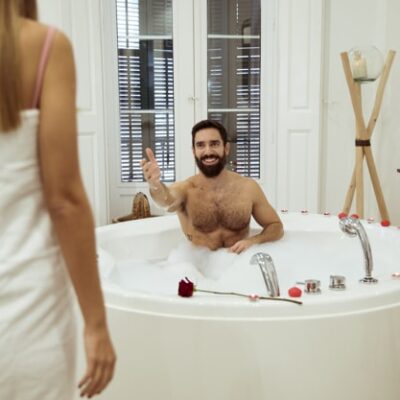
[329,275,346,290]
[304,279,321,294]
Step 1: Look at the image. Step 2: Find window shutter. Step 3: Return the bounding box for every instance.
[207,0,261,178]
[116,0,175,182]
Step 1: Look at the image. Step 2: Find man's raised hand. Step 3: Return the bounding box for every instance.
[141,148,161,188]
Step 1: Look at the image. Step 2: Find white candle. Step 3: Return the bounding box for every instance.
[352,51,368,80]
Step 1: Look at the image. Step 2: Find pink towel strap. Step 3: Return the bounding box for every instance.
[31,27,57,109]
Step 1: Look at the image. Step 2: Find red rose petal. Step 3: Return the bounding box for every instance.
[288,287,302,298]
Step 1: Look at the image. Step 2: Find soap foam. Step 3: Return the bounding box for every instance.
[166,241,237,280]
[104,239,290,296]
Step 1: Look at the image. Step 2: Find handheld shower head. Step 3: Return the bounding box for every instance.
[338,216,377,283]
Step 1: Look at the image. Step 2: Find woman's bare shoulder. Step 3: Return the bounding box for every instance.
[20,18,48,43]
[20,18,72,53]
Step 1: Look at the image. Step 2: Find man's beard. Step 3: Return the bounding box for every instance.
[195,153,227,177]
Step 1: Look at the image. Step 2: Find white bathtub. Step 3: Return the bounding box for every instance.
[96,213,400,400]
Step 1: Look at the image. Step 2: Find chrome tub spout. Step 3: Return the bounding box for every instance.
[250,252,280,297]
[339,216,378,283]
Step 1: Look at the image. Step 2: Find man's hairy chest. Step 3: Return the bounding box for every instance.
[185,186,252,233]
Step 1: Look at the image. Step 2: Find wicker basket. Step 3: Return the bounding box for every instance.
[112,192,152,223]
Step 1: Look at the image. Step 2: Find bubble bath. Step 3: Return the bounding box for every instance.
[106,240,269,296]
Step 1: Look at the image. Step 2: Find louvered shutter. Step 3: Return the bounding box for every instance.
[116,0,175,182]
[207,0,261,178]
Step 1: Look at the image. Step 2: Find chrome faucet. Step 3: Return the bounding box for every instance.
[339,216,378,283]
[250,252,280,297]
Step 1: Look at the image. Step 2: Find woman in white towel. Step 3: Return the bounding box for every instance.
[0,1,116,398]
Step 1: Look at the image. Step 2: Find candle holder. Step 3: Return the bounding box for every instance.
[340,48,396,222]
[348,46,384,82]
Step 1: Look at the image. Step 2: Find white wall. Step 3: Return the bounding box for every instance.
[321,0,400,224]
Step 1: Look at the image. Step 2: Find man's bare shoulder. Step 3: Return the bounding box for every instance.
[184,175,203,189]
[231,173,259,187]
[234,175,267,200]
[169,177,196,194]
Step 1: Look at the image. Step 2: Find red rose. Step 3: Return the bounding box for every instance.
[176,278,302,304]
[178,277,195,297]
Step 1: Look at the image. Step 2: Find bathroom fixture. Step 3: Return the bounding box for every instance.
[339,216,378,283]
[250,252,280,297]
[329,275,346,290]
[304,279,321,294]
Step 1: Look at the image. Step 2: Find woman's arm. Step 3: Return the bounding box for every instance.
[38,30,115,398]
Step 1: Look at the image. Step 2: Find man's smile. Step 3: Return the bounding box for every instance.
[201,155,219,165]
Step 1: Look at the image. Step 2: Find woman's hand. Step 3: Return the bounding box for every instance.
[78,325,116,398]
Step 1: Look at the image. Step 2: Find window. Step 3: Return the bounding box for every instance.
[207,0,261,177]
[116,0,175,182]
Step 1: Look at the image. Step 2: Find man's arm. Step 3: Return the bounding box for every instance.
[230,179,283,254]
[141,147,187,211]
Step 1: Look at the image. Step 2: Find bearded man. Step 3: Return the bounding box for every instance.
[140,119,283,254]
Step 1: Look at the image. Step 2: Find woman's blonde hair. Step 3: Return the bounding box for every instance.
[0,0,37,132]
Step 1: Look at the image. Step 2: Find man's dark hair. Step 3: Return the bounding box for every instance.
[191,119,228,147]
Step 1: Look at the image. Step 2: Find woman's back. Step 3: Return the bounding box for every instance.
[0,20,58,262]
[0,6,115,397]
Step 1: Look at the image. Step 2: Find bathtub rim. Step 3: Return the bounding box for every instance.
[97,212,400,320]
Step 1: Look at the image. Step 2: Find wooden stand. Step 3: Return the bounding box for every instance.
[341,50,396,221]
